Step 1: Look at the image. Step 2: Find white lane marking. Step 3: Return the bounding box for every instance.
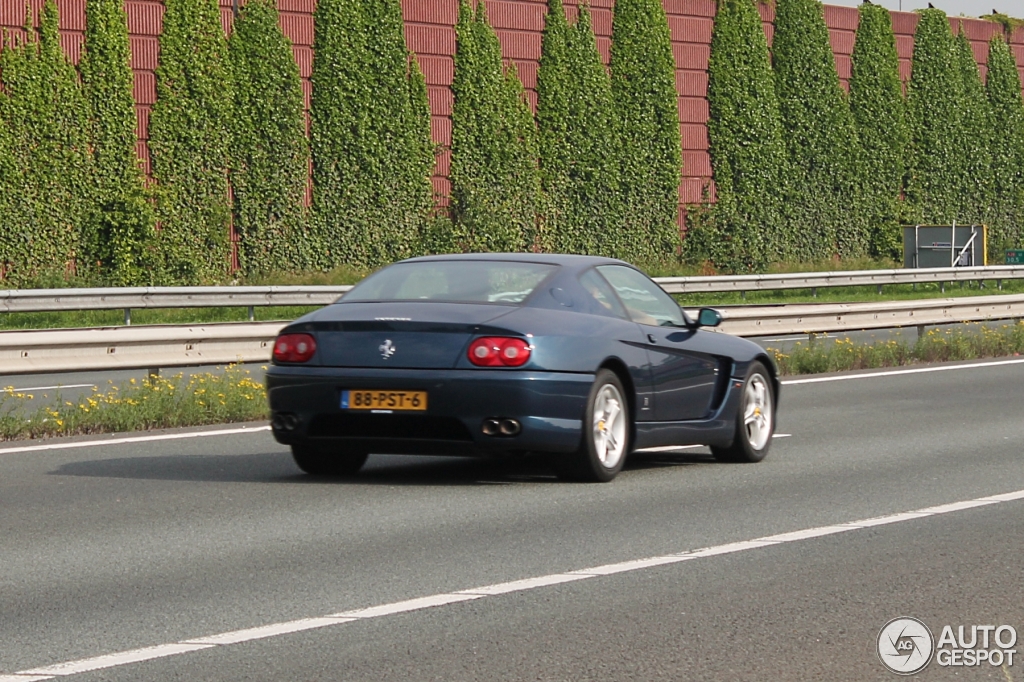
[782,358,1024,385]
[182,617,356,645]
[6,486,1024,680]
[18,643,214,676]
[634,433,790,454]
[7,384,95,392]
[458,574,595,595]
[0,425,271,456]
[329,593,484,619]
[568,555,694,576]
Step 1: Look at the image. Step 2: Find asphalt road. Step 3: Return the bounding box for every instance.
[2,358,1024,680]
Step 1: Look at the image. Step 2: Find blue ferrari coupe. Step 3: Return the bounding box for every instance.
[266,254,779,482]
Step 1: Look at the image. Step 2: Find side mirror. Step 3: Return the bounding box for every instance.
[697,308,722,328]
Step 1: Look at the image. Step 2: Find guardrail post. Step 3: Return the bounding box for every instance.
[916,324,925,341]
[148,367,160,381]
[998,280,1003,291]
[811,288,817,298]
[124,308,131,326]
[940,282,945,294]
[247,305,255,321]
[877,285,882,295]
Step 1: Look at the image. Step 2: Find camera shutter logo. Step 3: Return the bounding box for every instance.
[878,617,934,675]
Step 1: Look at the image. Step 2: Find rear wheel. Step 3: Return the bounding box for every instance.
[711,361,774,463]
[558,369,630,482]
[291,442,369,476]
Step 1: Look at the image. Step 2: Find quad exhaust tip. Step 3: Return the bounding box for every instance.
[272,413,299,431]
[482,418,521,437]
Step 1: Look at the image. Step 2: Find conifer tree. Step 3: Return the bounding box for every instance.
[449,0,540,252]
[310,0,434,268]
[230,0,311,276]
[849,2,908,260]
[610,0,682,263]
[906,8,963,223]
[773,0,864,260]
[148,0,233,283]
[693,0,788,269]
[81,0,154,284]
[986,36,1024,254]
[0,1,91,284]
[537,1,620,256]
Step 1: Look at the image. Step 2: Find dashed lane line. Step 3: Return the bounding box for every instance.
[5,487,1024,680]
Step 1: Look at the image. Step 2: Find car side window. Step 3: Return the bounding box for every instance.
[579,269,629,319]
[596,265,684,327]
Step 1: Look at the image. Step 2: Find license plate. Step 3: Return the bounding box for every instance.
[341,390,428,411]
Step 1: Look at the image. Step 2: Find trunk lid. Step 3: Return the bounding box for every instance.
[308,302,517,369]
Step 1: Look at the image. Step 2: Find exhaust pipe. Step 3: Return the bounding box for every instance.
[273,413,300,431]
[499,419,521,436]
[482,419,501,436]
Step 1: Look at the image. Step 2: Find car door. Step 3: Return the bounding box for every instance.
[596,265,720,421]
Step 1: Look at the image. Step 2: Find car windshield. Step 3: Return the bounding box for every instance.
[342,260,558,305]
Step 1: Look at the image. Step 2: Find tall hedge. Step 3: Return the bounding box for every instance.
[449,0,540,253]
[610,0,682,263]
[954,29,994,230]
[849,2,908,260]
[0,1,92,284]
[905,9,963,224]
[229,0,310,277]
[986,36,1024,253]
[80,0,154,285]
[773,0,864,260]
[537,1,620,256]
[310,0,434,268]
[148,0,233,284]
[691,0,788,270]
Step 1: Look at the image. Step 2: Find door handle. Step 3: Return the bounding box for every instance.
[647,334,657,344]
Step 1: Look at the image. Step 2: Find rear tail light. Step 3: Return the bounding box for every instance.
[273,333,317,363]
[467,337,532,367]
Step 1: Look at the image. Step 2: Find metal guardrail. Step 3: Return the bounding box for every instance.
[2,294,1023,375]
[3,265,1024,323]
[656,265,1024,294]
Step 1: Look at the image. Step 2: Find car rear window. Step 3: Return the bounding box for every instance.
[342,261,558,305]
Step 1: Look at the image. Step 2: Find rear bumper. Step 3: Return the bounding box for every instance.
[265,366,594,455]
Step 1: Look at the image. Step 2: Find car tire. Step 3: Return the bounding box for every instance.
[557,369,631,483]
[291,442,369,476]
[711,361,775,463]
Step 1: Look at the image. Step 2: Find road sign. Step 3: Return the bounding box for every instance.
[1007,250,1024,264]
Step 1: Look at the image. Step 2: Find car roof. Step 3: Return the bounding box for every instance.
[400,252,630,273]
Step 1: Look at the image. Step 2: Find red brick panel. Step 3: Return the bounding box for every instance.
[895,35,914,61]
[682,151,712,177]
[829,28,854,56]
[680,123,708,150]
[675,69,707,97]
[278,0,314,13]
[401,0,458,25]
[405,24,456,55]
[125,1,163,36]
[664,0,716,18]
[292,45,312,78]
[891,11,919,35]
[485,0,546,31]
[431,116,452,147]
[56,0,84,30]
[835,54,851,81]
[129,35,159,70]
[279,12,313,46]
[428,85,453,116]
[59,32,83,63]
[668,16,712,43]
[823,4,858,31]
[673,42,710,71]
[678,97,709,124]
[135,105,150,140]
[133,70,156,105]
[419,55,455,87]
[494,28,541,60]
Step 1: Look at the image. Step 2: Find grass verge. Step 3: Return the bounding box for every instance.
[0,365,267,441]
[767,322,1024,375]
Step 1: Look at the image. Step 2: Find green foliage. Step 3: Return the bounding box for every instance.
[610,0,682,263]
[80,0,155,285]
[690,0,788,270]
[229,0,311,277]
[0,1,92,285]
[448,0,540,252]
[536,1,621,256]
[773,0,864,260]
[953,30,994,228]
[849,2,908,260]
[905,9,963,223]
[986,36,1024,253]
[148,0,233,284]
[310,0,434,268]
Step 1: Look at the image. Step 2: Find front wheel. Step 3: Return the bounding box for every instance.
[711,361,775,463]
[291,442,369,476]
[558,369,630,482]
